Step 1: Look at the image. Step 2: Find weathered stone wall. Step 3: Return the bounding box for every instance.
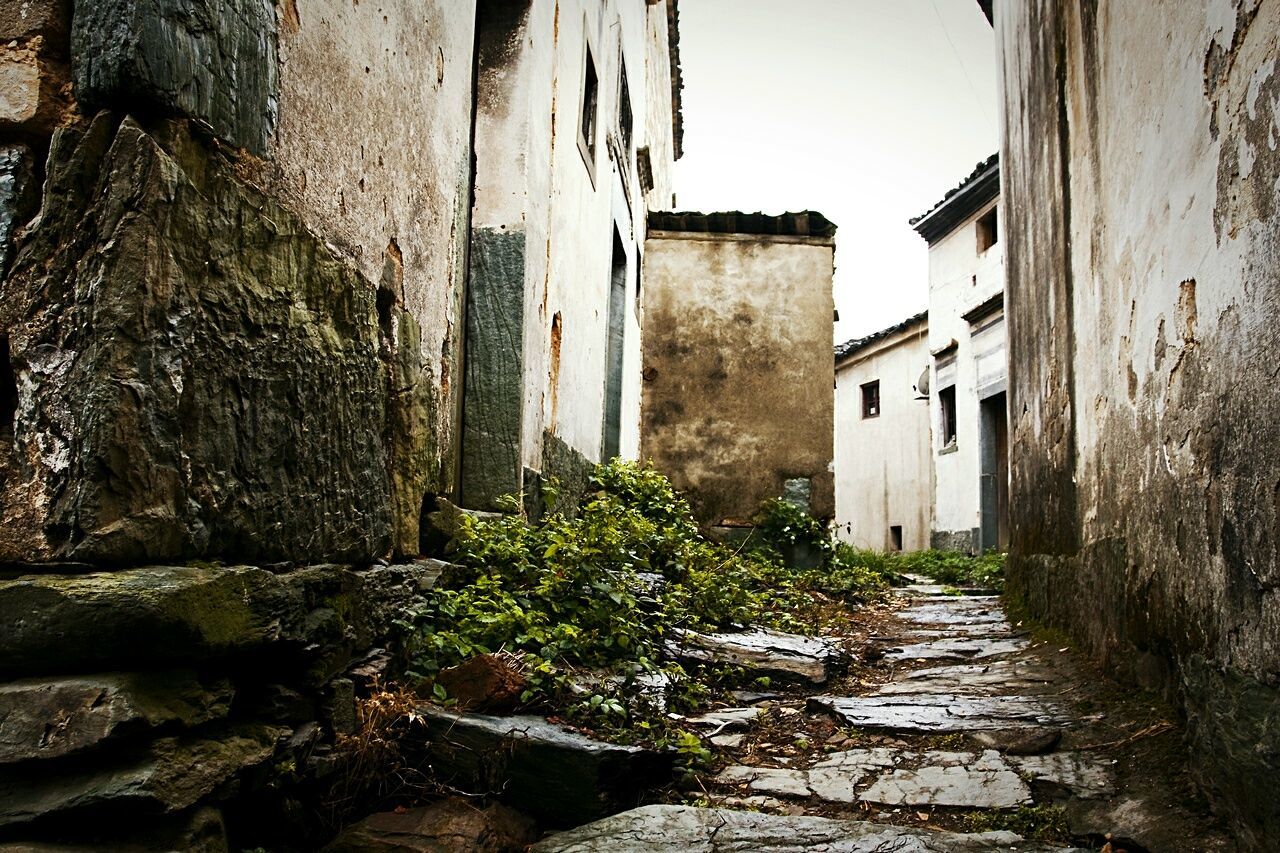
[996,1,1280,844]
[0,115,392,565]
[641,230,836,525]
[0,2,473,847]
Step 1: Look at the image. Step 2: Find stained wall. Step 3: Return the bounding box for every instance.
[641,229,836,525]
[996,1,1280,843]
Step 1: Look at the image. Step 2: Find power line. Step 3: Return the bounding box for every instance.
[929,0,997,137]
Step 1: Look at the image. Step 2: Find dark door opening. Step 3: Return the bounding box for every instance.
[979,391,1009,551]
[889,525,903,552]
[601,230,627,461]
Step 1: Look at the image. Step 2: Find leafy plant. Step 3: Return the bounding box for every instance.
[406,461,896,745]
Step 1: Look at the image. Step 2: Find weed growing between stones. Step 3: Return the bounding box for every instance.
[405,461,896,747]
[889,549,1006,590]
[957,804,1069,841]
[323,684,434,828]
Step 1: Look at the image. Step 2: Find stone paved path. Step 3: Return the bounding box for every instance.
[702,576,1113,819]
[536,574,1236,851]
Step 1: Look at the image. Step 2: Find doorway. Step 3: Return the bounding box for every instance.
[979,391,1009,551]
[601,230,627,460]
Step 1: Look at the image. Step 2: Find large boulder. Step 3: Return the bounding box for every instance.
[0,670,233,764]
[0,113,391,565]
[72,0,277,153]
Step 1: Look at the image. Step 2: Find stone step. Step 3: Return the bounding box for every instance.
[808,694,1069,733]
[712,748,1114,811]
[665,627,844,685]
[881,635,1029,663]
[872,661,1053,697]
[419,708,672,826]
[530,804,1091,852]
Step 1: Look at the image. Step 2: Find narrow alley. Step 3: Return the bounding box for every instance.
[530,575,1232,851]
[0,0,1276,851]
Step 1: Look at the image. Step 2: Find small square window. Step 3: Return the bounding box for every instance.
[939,385,958,447]
[861,380,880,419]
[977,207,998,252]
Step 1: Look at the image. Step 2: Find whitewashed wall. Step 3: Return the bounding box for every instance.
[834,324,933,551]
[926,200,1004,550]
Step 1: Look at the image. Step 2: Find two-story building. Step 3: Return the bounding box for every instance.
[833,312,932,551]
[911,154,1007,554]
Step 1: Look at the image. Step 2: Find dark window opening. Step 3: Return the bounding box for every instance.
[977,207,998,252]
[861,380,880,419]
[636,146,655,192]
[578,39,599,178]
[0,336,16,437]
[939,385,958,447]
[889,525,903,552]
[601,231,627,461]
[618,56,633,152]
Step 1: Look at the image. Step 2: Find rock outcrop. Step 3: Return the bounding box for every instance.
[0,114,393,565]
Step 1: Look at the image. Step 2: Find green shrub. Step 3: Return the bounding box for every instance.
[406,461,899,742]
[887,549,1005,590]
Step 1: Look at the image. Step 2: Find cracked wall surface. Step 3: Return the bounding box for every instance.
[996,1,1280,844]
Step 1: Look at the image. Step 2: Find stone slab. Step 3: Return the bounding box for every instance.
[809,694,1068,733]
[899,602,1005,625]
[73,0,277,153]
[420,709,672,826]
[668,628,842,684]
[0,562,440,679]
[874,661,1051,696]
[531,804,1090,852]
[686,706,768,733]
[1010,753,1116,799]
[0,724,284,827]
[860,750,1032,809]
[0,671,233,764]
[882,636,1028,662]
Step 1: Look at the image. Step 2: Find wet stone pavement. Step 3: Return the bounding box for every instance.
[535,576,1235,852]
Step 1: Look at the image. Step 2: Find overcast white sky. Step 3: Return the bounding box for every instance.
[672,0,998,343]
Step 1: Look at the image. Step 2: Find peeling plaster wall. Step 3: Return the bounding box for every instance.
[263,0,477,550]
[534,0,675,469]
[641,232,835,525]
[462,0,679,508]
[996,1,1280,843]
[925,202,1004,552]
[835,327,933,551]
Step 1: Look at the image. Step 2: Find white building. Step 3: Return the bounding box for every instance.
[834,312,932,551]
[910,155,1007,553]
[462,0,682,512]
